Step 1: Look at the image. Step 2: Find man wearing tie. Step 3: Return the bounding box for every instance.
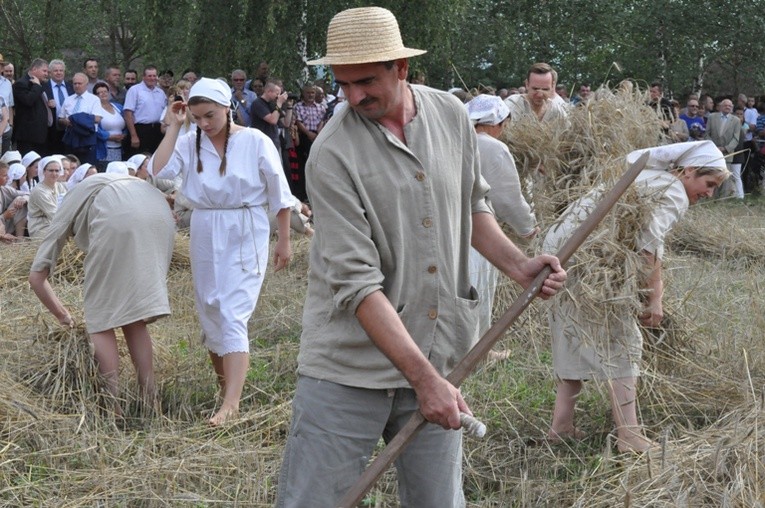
[705,98,741,197]
[58,73,102,164]
[44,59,74,155]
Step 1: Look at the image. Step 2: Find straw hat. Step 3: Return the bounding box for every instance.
[307,7,426,66]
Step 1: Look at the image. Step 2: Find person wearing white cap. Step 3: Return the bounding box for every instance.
[66,163,97,190]
[544,140,729,453]
[0,149,21,165]
[465,94,538,338]
[276,7,566,507]
[105,160,130,175]
[27,156,67,238]
[19,150,42,193]
[0,162,28,241]
[150,76,295,426]
[29,173,175,418]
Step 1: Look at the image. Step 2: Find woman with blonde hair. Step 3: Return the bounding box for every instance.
[150,78,294,425]
[545,140,730,452]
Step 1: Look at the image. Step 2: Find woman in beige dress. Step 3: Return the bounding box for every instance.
[27,156,68,238]
[29,173,175,417]
[544,140,729,452]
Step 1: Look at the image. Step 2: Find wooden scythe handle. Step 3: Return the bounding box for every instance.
[338,152,651,507]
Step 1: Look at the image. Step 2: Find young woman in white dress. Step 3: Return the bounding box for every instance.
[150,78,294,426]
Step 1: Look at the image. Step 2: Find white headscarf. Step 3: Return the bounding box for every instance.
[126,154,147,172]
[21,151,41,168]
[0,150,21,165]
[7,163,25,182]
[67,163,92,190]
[189,77,232,107]
[627,140,727,172]
[466,94,510,126]
[38,156,63,175]
[105,161,129,175]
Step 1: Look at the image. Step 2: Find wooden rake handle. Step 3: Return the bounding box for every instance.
[338,152,651,507]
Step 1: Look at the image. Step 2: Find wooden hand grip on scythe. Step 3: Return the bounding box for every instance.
[338,152,650,507]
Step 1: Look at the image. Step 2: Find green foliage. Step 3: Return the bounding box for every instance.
[2,0,763,95]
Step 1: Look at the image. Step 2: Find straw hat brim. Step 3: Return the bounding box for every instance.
[307,47,426,66]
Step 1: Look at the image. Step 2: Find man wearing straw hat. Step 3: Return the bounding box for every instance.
[276,7,566,507]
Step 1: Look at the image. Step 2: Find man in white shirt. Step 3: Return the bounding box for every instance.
[504,62,568,123]
[44,59,73,154]
[59,73,102,165]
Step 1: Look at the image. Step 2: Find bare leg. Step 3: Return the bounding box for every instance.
[122,321,156,412]
[90,329,123,416]
[14,218,27,238]
[548,379,586,441]
[608,377,656,453]
[208,350,225,395]
[208,351,249,426]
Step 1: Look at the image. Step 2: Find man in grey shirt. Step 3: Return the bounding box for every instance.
[277,7,566,507]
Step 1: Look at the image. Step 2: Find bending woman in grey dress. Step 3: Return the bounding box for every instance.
[29,173,175,417]
[545,140,729,453]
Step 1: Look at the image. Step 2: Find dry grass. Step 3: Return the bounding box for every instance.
[1,91,765,505]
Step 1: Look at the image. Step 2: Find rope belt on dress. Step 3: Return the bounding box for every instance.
[239,204,262,276]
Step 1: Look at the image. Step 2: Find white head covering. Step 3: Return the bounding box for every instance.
[189,77,231,107]
[38,156,63,175]
[67,163,92,190]
[105,161,129,175]
[466,94,510,125]
[7,162,25,182]
[126,153,147,172]
[21,151,41,168]
[0,150,22,165]
[627,140,727,172]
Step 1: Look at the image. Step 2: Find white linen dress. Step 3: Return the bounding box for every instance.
[152,127,294,355]
[469,133,536,335]
[543,169,688,380]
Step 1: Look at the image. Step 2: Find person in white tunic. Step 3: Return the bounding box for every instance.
[29,173,175,417]
[543,140,729,452]
[27,156,68,239]
[465,95,538,338]
[150,77,294,426]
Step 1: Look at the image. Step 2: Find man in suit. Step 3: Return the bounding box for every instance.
[12,58,50,156]
[44,59,74,155]
[706,98,741,197]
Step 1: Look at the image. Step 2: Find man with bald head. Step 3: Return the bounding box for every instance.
[705,98,742,197]
[58,73,102,163]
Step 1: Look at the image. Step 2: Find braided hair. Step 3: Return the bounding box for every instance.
[189,97,231,176]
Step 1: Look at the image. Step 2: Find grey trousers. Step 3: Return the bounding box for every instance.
[276,376,466,508]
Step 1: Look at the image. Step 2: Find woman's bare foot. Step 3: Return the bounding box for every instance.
[615,427,658,453]
[547,427,587,444]
[209,404,239,426]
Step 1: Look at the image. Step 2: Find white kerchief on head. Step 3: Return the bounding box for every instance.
[0,150,22,165]
[627,140,726,172]
[466,94,510,126]
[126,154,147,172]
[106,161,129,175]
[21,151,41,168]
[67,163,92,190]
[189,77,232,107]
[7,163,25,182]
[38,155,63,174]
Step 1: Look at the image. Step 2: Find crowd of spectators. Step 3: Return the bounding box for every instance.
[1,51,763,241]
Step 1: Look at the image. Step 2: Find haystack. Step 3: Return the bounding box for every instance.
[501,85,672,344]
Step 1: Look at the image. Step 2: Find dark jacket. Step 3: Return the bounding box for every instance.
[12,74,49,144]
[63,112,97,149]
[44,80,74,129]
